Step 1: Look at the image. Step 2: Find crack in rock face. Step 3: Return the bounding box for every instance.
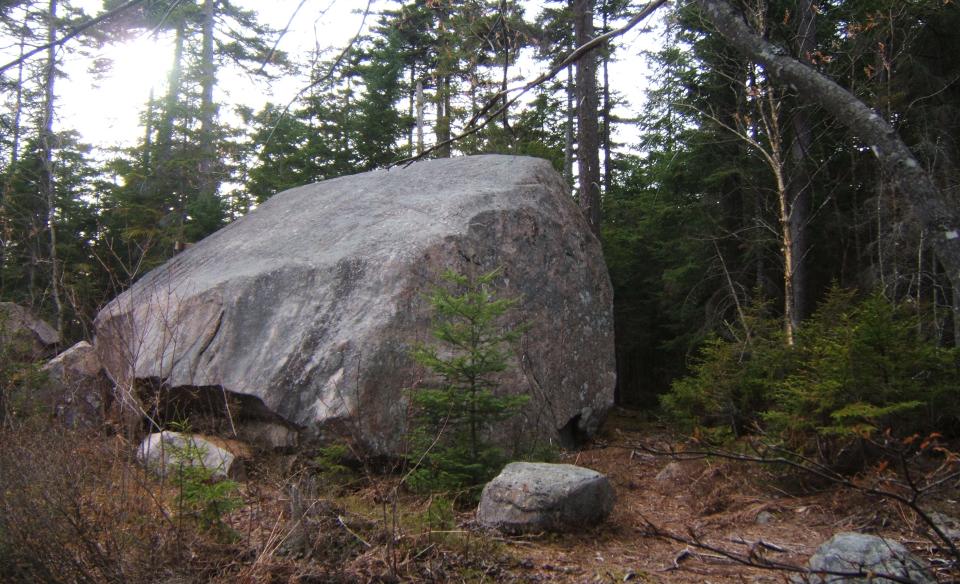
[94,155,616,454]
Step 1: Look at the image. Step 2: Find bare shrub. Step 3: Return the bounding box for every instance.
[0,422,181,583]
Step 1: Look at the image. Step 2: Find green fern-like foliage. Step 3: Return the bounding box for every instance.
[407,268,529,496]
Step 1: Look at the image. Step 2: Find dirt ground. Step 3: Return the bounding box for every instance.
[483,409,958,583]
[207,407,957,583]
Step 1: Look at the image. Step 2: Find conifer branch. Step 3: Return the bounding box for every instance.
[0,0,148,74]
[391,0,668,167]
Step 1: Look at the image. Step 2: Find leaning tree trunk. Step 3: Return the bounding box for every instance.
[573,0,602,235]
[693,0,960,320]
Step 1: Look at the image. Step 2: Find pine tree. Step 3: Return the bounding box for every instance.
[407,268,528,496]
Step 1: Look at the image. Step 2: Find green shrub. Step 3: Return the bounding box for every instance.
[662,288,959,459]
[425,496,456,532]
[406,268,529,497]
[313,442,356,489]
[764,290,958,450]
[165,432,242,537]
[660,301,792,439]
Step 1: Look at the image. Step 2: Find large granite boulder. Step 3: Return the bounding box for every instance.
[800,532,936,583]
[477,462,615,534]
[0,302,59,359]
[94,156,615,453]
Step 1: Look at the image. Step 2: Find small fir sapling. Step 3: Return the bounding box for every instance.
[407,268,529,496]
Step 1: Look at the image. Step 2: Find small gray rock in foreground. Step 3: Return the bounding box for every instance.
[137,431,238,480]
[477,462,614,534]
[800,532,935,583]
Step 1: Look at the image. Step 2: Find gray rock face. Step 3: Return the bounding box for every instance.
[801,532,935,584]
[0,302,59,359]
[42,341,111,429]
[137,431,239,480]
[928,511,960,541]
[477,462,615,534]
[94,155,615,453]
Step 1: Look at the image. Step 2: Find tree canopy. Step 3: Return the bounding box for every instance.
[1,0,958,412]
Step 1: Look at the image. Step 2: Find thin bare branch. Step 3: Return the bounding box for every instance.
[0,0,148,74]
[261,0,373,148]
[257,0,309,74]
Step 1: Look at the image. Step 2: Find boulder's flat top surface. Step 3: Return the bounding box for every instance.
[136,155,566,290]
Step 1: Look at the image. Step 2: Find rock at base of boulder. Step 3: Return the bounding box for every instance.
[137,431,241,480]
[928,511,960,541]
[42,341,112,429]
[236,420,299,451]
[799,532,936,584]
[0,302,59,359]
[477,462,615,534]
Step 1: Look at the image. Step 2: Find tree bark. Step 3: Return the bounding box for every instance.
[143,87,154,173]
[693,0,960,314]
[198,0,217,199]
[416,79,425,154]
[601,0,612,192]
[434,3,452,158]
[500,0,511,134]
[573,0,602,235]
[785,0,816,325]
[10,32,25,166]
[564,65,574,186]
[42,0,63,339]
[157,21,184,163]
[436,75,452,157]
[408,66,415,153]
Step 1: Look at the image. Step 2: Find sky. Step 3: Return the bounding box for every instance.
[57,0,660,151]
[61,0,368,147]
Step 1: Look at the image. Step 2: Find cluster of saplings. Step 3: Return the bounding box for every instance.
[662,287,960,465]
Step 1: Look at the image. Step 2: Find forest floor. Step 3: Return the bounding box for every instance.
[11,405,949,582]
[200,408,958,583]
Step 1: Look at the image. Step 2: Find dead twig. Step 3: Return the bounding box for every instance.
[337,514,372,549]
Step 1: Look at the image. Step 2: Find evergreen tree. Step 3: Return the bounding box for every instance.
[407,268,528,495]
